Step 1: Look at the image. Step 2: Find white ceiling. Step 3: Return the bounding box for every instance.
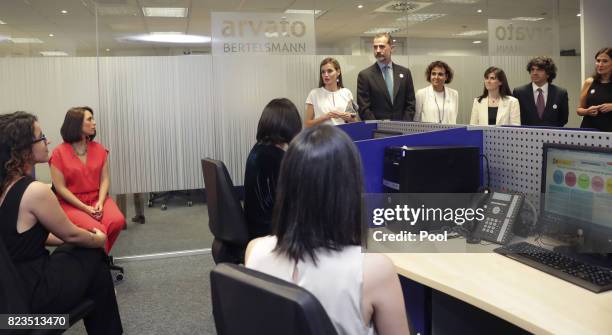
[0,0,581,56]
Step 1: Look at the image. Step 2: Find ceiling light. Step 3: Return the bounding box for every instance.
[10,37,44,44]
[0,19,6,24]
[358,5,364,9]
[60,10,68,14]
[142,7,188,18]
[396,14,446,24]
[105,48,111,52]
[48,33,54,37]
[363,27,402,34]
[576,13,581,17]
[454,30,488,36]
[118,33,210,44]
[477,9,483,13]
[284,9,325,17]
[40,51,68,56]
[473,40,482,44]
[511,17,545,21]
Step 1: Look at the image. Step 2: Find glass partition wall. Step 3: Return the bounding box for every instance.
[0,0,581,257]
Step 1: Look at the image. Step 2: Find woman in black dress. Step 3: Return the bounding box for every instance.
[244,98,302,240]
[578,47,612,131]
[0,111,122,334]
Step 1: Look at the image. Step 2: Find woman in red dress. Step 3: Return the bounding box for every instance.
[50,107,125,253]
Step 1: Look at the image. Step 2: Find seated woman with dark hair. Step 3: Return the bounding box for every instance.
[244,98,302,240]
[0,111,122,334]
[50,107,125,253]
[245,125,410,335]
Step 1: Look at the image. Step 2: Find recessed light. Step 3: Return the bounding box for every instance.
[358,5,364,9]
[576,13,581,17]
[477,9,483,13]
[10,37,44,44]
[473,40,482,44]
[48,33,54,37]
[105,48,111,52]
[60,10,68,14]
[118,33,210,44]
[142,7,188,18]
[511,17,545,21]
[40,51,68,56]
[0,19,6,24]
[454,30,488,36]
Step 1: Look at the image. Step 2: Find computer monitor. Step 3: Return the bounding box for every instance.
[372,129,402,139]
[541,143,612,254]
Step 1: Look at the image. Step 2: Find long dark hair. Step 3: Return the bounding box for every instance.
[593,47,612,83]
[477,66,513,103]
[0,112,38,193]
[256,98,302,145]
[318,57,344,88]
[272,125,363,264]
[60,106,96,143]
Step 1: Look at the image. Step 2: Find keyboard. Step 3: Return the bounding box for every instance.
[494,242,612,293]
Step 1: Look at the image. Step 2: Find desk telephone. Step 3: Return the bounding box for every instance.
[467,192,524,245]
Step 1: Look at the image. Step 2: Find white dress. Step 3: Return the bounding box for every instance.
[246,236,376,335]
[306,87,355,125]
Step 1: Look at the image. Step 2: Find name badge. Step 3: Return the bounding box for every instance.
[590,89,596,94]
[399,73,404,78]
[553,104,558,109]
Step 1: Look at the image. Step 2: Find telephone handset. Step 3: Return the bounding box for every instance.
[469,192,524,245]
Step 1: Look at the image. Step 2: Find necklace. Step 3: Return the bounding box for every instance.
[433,88,446,123]
[72,143,87,156]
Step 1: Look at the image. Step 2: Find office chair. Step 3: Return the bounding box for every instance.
[0,237,94,334]
[201,158,249,264]
[210,263,338,335]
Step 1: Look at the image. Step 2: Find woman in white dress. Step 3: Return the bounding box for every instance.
[246,125,410,335]
[305,58,358,127]
[415,61,459,124]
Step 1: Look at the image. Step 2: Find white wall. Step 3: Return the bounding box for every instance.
[580,0,612,80]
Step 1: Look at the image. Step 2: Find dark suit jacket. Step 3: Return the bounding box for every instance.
[513,83,568,127]
[357,62,416,121]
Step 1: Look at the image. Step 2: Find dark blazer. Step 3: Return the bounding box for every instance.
[357,62,416,121]
[513,83,568,127]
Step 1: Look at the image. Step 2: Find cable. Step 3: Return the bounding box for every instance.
[480,153,491,190]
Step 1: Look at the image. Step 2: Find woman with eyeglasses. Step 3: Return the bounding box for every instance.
[305,57,359,127]
[0,111,122,334]
[49,107,125,253]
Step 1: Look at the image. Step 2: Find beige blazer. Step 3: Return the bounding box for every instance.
[415,85,459,124]
[469,96,520,126]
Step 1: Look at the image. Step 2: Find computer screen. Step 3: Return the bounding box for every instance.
[541,143,612,253]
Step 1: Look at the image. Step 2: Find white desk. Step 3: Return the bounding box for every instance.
[377,236,612,335]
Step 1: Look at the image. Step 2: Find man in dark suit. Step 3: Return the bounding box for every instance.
[513,56,568,127]
[357,33,415,121]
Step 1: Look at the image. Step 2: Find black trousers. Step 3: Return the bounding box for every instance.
[31,245,123,335]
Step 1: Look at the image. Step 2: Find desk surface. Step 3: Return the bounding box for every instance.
[377,237,612,335]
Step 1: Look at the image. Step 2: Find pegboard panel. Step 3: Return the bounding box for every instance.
[376,121,462,135]
[477,126,612,213]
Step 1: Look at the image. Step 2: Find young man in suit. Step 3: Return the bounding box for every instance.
[513,57,568,127]
[357,33,415,121]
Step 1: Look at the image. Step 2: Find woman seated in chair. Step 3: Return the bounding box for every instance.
[0,111,122,334]
[50,107,125,253]
[244,98,302,240]
[246,125,410,335]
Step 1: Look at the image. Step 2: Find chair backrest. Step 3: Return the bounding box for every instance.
[210,263,338,335]
[201,158,249,245]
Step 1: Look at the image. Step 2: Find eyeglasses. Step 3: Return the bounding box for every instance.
[31,134,47,144]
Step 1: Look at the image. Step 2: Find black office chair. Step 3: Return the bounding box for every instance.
[210,263,338,335]
[0,237,94,334]
[201,158,249,264]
